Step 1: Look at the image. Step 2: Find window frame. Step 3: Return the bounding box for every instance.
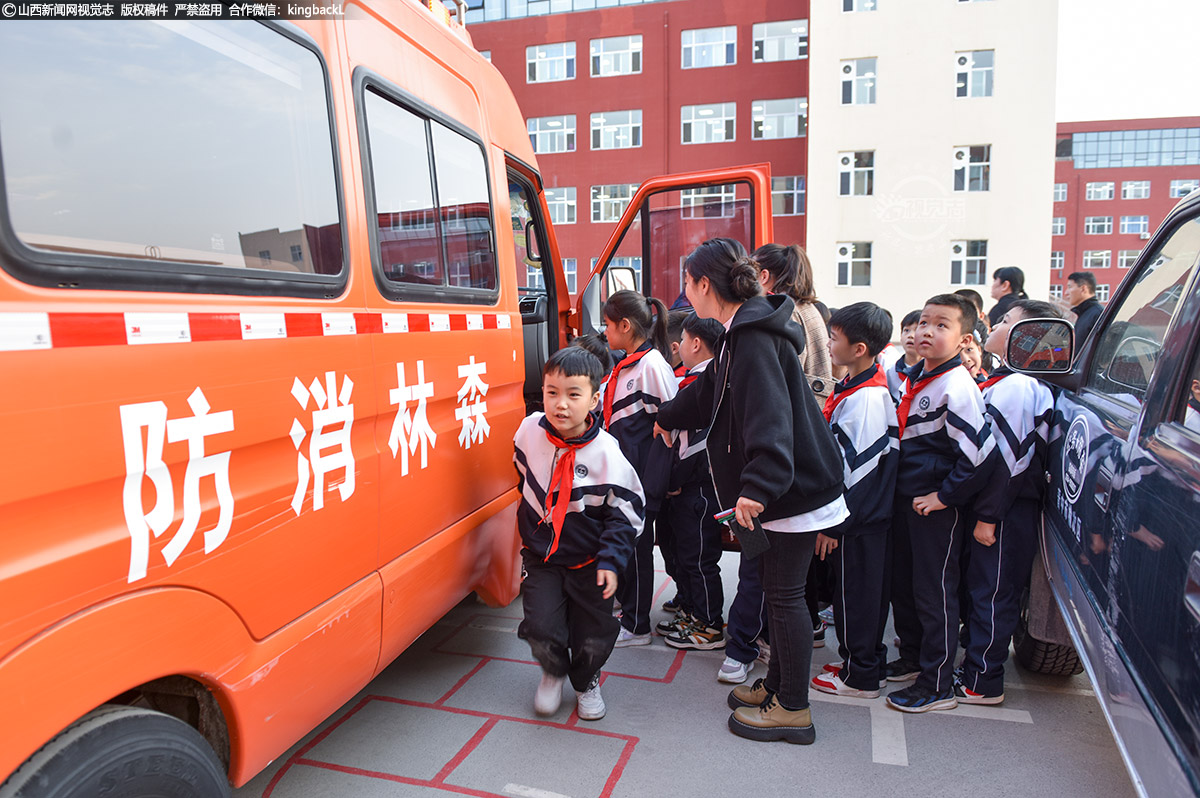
[590,109,643,150]
[1054,182,1067,202]
[950,239,988,286]
[526,41,577,83]
[752,19,808,62]
[590,183,639,223]
[1120,215,1150,236]
[545,186,576,225]
[836,241,872,286]
[1052,217,1066,236]
[1170,179,1200,198]
[1084,215,1114,235]
[751,97,807,140]
[1118,249,1140,269]
[1121,180,1150,200]
[355,68,499,306]
[681,102,737,145]
[528,114,577,154]
[954,49,994,98]
[681,26,738,70]
[1051,251,1065,270]
[1082,249,1112,270]
[841,57,877,105]
[0,20,349,299]
[590,34,643,77]
[1086,181,1115,200]
[953,145,991,192]
[839,150,875,196]
[771,176,806,216]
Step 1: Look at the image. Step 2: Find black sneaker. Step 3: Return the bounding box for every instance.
[655,610,692,636]
[885,684,957,713]
[663,620,726,651]
[885,659,920,682]
[662,595,683,613]
[813,621,826,649]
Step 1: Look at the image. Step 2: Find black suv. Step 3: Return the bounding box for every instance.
[1012,188,1200,796]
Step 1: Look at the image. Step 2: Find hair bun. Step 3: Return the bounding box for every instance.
[729,256,762,301]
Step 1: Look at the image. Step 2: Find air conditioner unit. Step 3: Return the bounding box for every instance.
[953,147,969,163]
[1139,232,1151,240]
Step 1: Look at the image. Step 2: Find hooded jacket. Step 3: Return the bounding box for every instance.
[657,294,845,522]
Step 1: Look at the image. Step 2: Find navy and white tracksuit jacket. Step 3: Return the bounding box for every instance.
[828,365,900,533]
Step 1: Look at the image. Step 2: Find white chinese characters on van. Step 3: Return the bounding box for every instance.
[120,388,235,583]
[456,356,490,449]
[388,360,437,475]
[290,371,355,514]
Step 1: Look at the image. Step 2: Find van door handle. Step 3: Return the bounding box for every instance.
[1185,552,1200,624]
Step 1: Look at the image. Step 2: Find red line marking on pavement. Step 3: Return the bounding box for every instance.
[604,649,687,684]
[436,658,490,705]
[369,695,637,744]
[599,740,638,798]
[432,717,499,785]
[652,577,674,606]
[261,696,373,798]
[292,759,503,798]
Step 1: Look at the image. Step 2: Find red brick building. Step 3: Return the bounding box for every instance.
[1052,117,1200,303]
[465,0,809,295]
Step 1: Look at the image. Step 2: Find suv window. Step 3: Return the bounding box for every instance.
[0,21,344,292]
[1085,217,1200,405]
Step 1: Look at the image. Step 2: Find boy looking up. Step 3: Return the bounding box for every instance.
[810,303,899,698]
[513,348,645,720]
[886,295,996,714]
[887,310,922,404]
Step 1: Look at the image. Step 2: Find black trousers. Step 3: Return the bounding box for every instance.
[888,499,922,666]
[617,511,656,635]
[666,483,724,627]
[831,524,889,690]
[656,499,687,608]
[961,498,1040,696]
[906,503,968,694]
[761,530,817,710]
[518,551,621,692]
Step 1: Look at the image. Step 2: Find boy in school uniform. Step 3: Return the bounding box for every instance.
[886,294,996,713]
[658,313,728,650]
[810,303,900,698]
[513,347,645,720]
[956,299,1060,704]
[886,310,923,404]
[656,309,694,616]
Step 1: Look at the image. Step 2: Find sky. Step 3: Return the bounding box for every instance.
[1057,0,1200,122]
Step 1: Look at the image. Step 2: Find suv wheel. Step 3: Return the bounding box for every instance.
[1013,588,1084,676]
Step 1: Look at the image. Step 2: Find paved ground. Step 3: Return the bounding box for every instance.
[235,552,1136,798]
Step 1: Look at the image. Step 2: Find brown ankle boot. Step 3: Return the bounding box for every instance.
[728,695,816,744]
[727,677,772,710]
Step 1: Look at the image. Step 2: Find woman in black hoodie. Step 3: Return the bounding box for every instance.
[655,238,846,744]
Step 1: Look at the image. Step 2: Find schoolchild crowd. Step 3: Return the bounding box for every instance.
[512,246,1065,741]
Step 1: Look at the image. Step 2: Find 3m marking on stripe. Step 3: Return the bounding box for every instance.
[497,314,512,329]
[240,313,287,340]
[381,313,409,334]
[125,313,191,345]
[0,312,52,351]
[502,785,571,798]
[429,313,451,332]
[321,312,357,336]
[467,313,484,330]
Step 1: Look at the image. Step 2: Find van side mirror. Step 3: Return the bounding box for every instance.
[1006,318,1074,374]
[605,266,637,294]
[524,219,540,262]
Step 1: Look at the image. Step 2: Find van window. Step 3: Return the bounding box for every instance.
[0,21,344,290]
[1085,217,1200,405]
[363,87,497,300]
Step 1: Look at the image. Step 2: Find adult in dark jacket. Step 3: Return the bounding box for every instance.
[987,266,1028,328]
[1065,270,1103,353]
[654,238,846,745]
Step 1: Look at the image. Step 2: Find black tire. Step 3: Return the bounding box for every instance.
[0,704,230,798]
[1013,590,1085,676]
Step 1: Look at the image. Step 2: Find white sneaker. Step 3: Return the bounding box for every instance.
[575,678,606,720]
[811,672,880,699]
[755,639,771,667]
[533,672,565,715]
[718,656,753,684]
[613,627,651,648]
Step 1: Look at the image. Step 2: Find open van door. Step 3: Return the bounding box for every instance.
[573,164,775,336]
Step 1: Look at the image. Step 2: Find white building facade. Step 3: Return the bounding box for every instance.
[806,0,1057,329]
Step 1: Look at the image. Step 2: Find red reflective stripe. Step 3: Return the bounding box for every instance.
[354,312,383,334]
[48,312,126,347]
[483,314,498,329]
[285,313,323,337]
[450,314,468,331]
[408,313,430,332]
[188,313,241,342]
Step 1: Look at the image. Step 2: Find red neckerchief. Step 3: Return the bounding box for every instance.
[674,363,687,378]
[823,364,889,422]
[602,343,652,428]
[978,371,1009,393]
[896,358,961,439]
[541,416,599,560]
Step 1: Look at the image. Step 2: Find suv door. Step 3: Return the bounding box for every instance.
[573,164,774,333]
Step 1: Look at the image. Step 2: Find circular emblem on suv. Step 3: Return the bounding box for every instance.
[1062,415,1089,504]
[919,396,931,411]
[575,464,588,478]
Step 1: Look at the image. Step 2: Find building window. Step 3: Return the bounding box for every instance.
[842,0,877,10]
[682,26,737,69]
[528,114,576,154]
[258,249,271,267]
[772,176,806,216]
[526,262,545,290]
[1085,216,1113,235]
[681,102,736,144]
[1085,181,1115,200]
[950,240,988,285]
[1051,251,1064,270]
[953,145,991,192]
[1053,182,1067,202]
[591,110,642,150]
[836,242,872,286]
[839,151,874,196]
[1171,178,1200,198]
[681,186,736,219]
[1096,284,1110,303]
[590,35,642,77]
[1070,127,1200,169]
[527,42,576,83]
[1117,249,1140,269]
[591,183,639,222]
[479,50,492,62]
[1120,215,1150,235]
[1122,180,1150,199]
[753,19,808,62]
[1049,284,1063,300]
[954,50,994,98]
[545,187,576,225]
[841,58,877,105]
[563,257,577,293]
[290,244,303,262]
[751,97,807,139]
[1083,250,1111,270]
[1051,217,1066,236]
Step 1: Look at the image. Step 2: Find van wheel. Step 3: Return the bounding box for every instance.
[0,704,230,798]
[1013,590,1084,676]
